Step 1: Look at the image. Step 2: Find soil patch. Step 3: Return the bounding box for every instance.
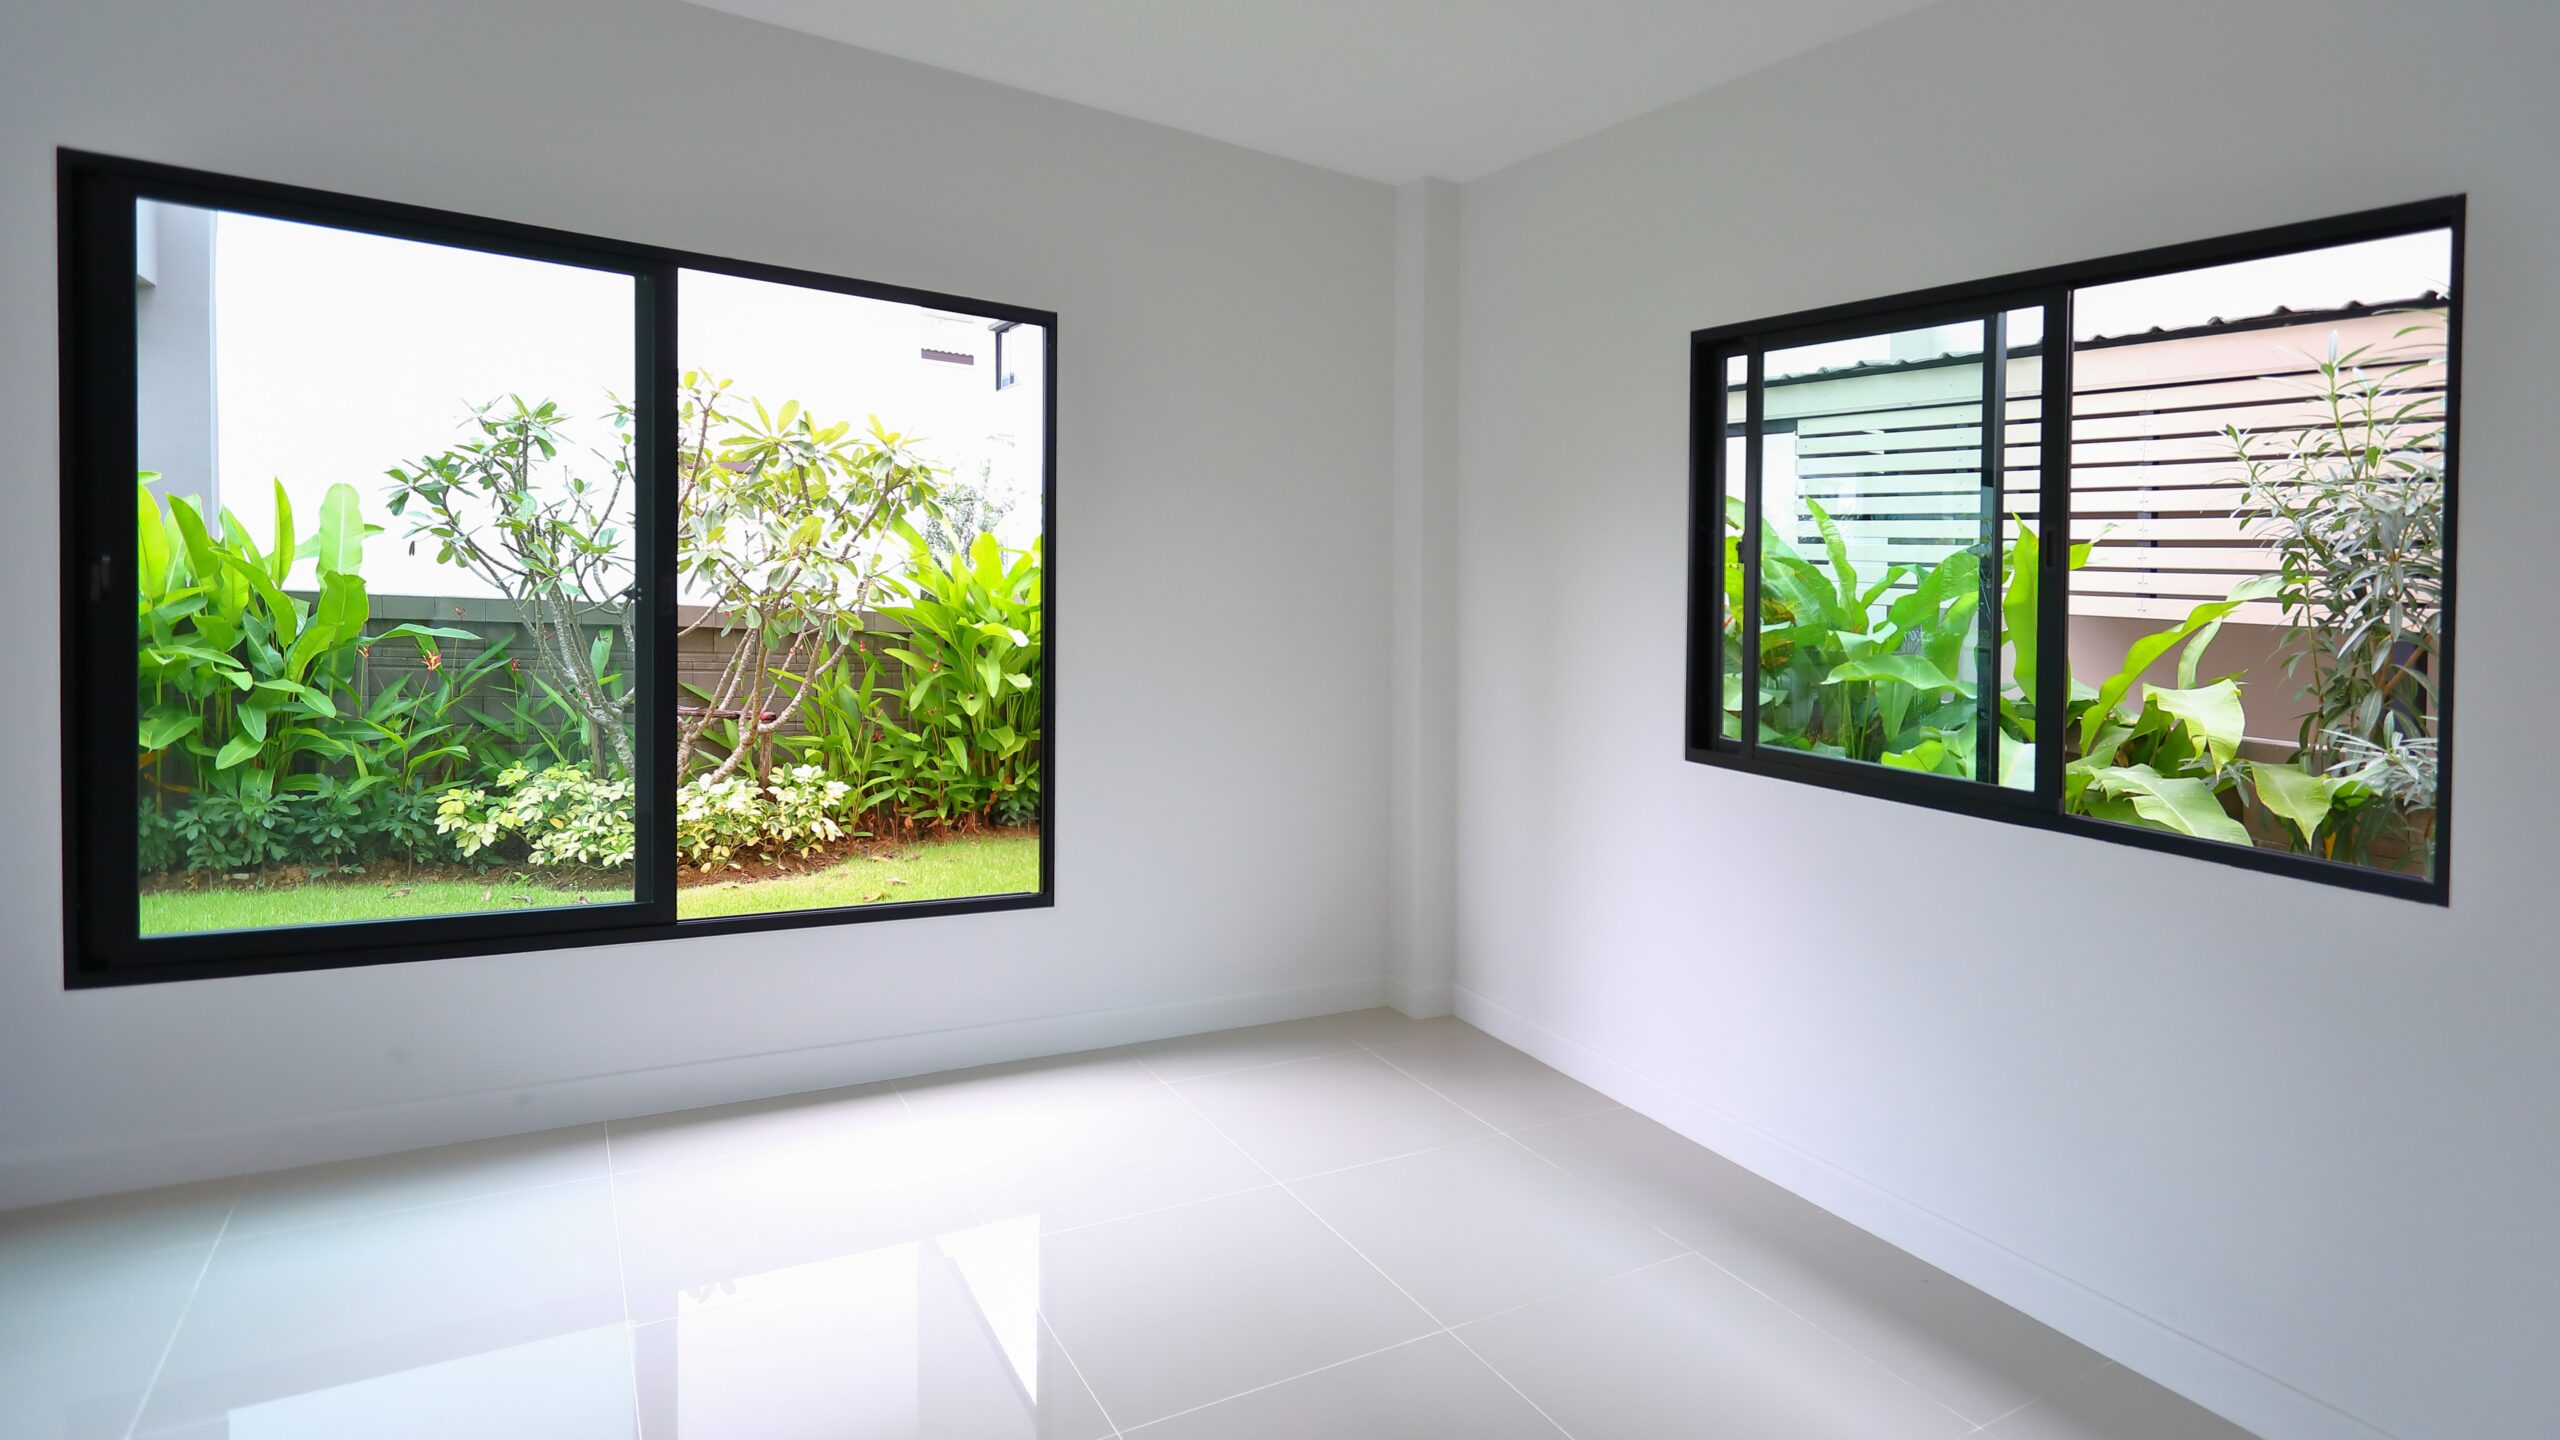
[136,856,628,896]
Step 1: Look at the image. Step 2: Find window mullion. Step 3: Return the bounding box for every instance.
[1740,345,1765,761]
[2034,284,2074,809]
[636,261,681,921]
[1977,309,2007,787]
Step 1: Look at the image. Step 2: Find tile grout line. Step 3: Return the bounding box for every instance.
[1441,1329,1580,1439]
[1356,1026,1625,1143]
[1303,1020,1752,1436]
[1459,1250,1695,1331]
[1162,1081,1584,1440]
[1431,1248,1704,1440]
[606,1095,918,1179]
[1034,1301,1126,1434]
[958,1171,1124,1440]
[120,1179,241,1440]
[1963,1354,2120,1435]
[1155,1030,2034,1436]
[102,1018,2007,1440]
[1031,1176,1280,1241]
[1364,1038,2017,1436]
[1153,1086,1468,1422]
[599,1129,647,1439]
[1147,1020,1688,1429]
[1497,1128,1699,1263]
[1266,1167,1584,1440]
[1132,1031,1367,1085]
[222,1162,617,1243]
[1041,1309,1125,1440]
[1115,1333,1449,1435]
[1673,1231,1986,1433]
[95,1017,2006,1440]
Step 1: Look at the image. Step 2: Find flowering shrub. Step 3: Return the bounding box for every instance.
[675,765,856,871]
[437,764,637,868]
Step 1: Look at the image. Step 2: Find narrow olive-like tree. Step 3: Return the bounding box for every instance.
[2230,322,2447,766]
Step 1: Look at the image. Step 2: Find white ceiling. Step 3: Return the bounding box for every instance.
[677,0,1941,184]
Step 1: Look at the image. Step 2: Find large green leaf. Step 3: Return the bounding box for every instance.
[2002,520,2041,698]
[269,479,296,584]
[166,495,246,629]
[218,551,302,649]
[2084,764,2252,844]
[367,622,479,646]
[136,484,173,602]
[1765,554,1851,636]
[1806,499,1860,621]
[1876,667,1913,748]
[2250,761,2347,846]
[138,708,200,751]
[1998,732,2033,789]
[1920,589,1980,680]
[2077,576,2280,752]
[2147,679,2248,766]
[285,571,369,682]
[306,481,368,577]
[1821,654,1973,699]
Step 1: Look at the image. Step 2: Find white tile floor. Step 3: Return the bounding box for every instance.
[0,1010,2263,1439]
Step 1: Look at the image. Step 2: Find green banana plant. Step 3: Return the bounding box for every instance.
[868,532,1043,832]
[1733,496,1986,774]
[1726,504,2406,859]
[139,478,398,824]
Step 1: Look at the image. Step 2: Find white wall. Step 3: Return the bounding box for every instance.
[0,0,1394,1207]
[1449,3,2555,1439]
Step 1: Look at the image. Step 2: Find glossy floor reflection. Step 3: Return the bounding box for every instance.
[0,1011,2262,1438]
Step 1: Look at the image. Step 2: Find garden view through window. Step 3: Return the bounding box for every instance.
[670,271,1045,921]
[1697,206,2454,899]
[89,157,1051,969]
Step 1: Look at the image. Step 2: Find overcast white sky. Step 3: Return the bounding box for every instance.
[183,208,1044,599]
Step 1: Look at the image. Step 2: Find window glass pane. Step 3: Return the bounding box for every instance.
[2063,230,2451,877]
[134,201,639,935]
[1750,319,1996,779]
[673,271,1045,920]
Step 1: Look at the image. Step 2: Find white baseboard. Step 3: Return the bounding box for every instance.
[0,975,1386,1211]
[1453,984,2397,1440]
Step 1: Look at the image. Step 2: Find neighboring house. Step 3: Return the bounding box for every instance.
[1741,299,2448,740]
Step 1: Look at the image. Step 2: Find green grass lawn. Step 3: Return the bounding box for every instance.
[139,875,623,934]
[677,834,1039,920]
[138,834,1039,935]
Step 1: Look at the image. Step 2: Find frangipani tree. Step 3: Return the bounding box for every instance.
[384,397,640,777]
[675,371,943,782]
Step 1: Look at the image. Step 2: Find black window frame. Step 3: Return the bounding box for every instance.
[993,320,1021,390]
[1686,196,2463,906]
[61,149,1059,987]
